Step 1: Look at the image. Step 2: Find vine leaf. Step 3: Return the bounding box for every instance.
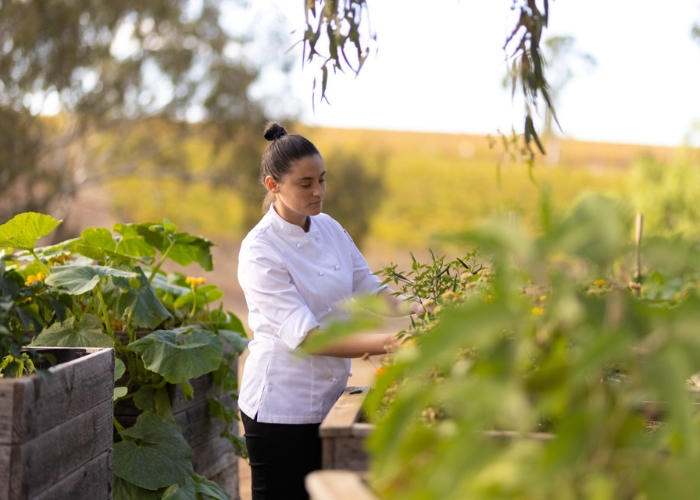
[113,268,172,329]
[161,474,231,500]
[127,329,223,384]
[45,265,136,295]
[29,314,113,348]
[0,212,62,250]
[113,412,194,490]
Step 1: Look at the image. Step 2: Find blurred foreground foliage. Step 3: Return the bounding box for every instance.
[365,192,700,500]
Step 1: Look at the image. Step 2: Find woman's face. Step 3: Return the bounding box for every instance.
[266,154,326,227]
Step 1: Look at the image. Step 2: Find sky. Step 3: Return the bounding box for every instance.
[247,0,700,147]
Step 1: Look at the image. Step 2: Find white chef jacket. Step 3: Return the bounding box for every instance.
[237,204,387,424]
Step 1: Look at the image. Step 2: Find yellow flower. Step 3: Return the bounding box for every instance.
[594,279,606,287]
[186,276,206,287]
[540,295,547,302]
[375,366,387,377]
[484,294,494,303]
[460,272,471,281]
[25,272,46,286]
[402,338,418,349]
[441,291,455,300]
[421,298,435,308]
[432,305,442,314]
[532,307,544,315]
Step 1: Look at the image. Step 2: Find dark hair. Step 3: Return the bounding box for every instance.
[261,122,321,213]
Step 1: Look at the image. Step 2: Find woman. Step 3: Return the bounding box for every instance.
[237,122,424,500]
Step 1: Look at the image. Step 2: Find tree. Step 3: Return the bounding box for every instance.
[0,0,269,232]
[321,150,384,249]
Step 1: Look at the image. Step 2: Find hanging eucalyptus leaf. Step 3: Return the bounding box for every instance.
[0,212,61,250]
[126,329,223,384]
[45,265,137,295]
[29,314,113,347]
[113,412,194,490]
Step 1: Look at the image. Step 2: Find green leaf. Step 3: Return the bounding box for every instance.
[69,227,155,264]
[161,474,231,500]
[112,476,163,500]
[45,265,137,295]
[133,386,157,412]
[126,329,223,384]
[0,212,62,250]
[121,221,214,271]
[30,314,113,347]
[218,329,249,354]
[113,268,171,329]
[115,358,126,381]
[113,412,194,490]
[114,386,128,401]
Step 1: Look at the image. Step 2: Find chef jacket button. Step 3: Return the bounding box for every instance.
[327,307,332,312]
[331,377,337,383]
[296,243,301,248]
[318,271,324,276]
[334,265,340,270]
[349,372,353,377]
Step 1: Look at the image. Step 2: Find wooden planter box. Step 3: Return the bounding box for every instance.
[307,470,378,500]
[320,386,373,471]
[0,347,115,500]
[114,354,241,499]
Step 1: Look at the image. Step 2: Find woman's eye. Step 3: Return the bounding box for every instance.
[320,179,326,183]
[301,184,311,188]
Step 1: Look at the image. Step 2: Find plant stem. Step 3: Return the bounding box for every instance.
[113,416,125,434]
[148,238,176,282]
[30,250,51,276]
[95,284,114,340]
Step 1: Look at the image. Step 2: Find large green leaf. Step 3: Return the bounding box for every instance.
[29,314,113,347]
[127,329,223,384]
[113,268,171,329]
[218,329,249,354]
[70,226,157,264]
[118,221,214,271]
[161,474,231,500]
[113,476,163,500]
[0,212,61,250]
[45,265,137,295]
[113,412,193,490]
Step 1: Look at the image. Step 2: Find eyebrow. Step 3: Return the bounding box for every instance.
[296,170,326,181]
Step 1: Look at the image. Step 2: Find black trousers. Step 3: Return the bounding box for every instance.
[241,411,322,500]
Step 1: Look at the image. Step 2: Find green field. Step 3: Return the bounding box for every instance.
[108,126,679,253]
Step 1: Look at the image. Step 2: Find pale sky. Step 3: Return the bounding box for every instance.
[248,1,700,147]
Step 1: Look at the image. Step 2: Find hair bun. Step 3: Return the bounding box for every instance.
[263,122,288,141]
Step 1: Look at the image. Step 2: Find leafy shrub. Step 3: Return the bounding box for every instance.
[367,193,700,500]
[0,212,248,499]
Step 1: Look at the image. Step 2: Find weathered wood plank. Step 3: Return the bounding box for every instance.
[31,450,112,500]
[208,462,239,500]
[8,398,113,500]
[306,470,378,500]
[191,433,237,478]
[0,444,10,500]
[0,349,114,445]
[319,386,370,438]
[0,385,14,447]
[322,437,369,471]
[174,400,226,449]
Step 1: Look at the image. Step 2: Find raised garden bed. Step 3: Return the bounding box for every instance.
[306,470,378,500]
[319,386,373,471]
[0,347,114,500]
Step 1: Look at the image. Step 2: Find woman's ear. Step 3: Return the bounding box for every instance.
[264,175,279,193]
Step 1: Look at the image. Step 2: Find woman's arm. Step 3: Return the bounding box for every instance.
[300,329,399,358]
